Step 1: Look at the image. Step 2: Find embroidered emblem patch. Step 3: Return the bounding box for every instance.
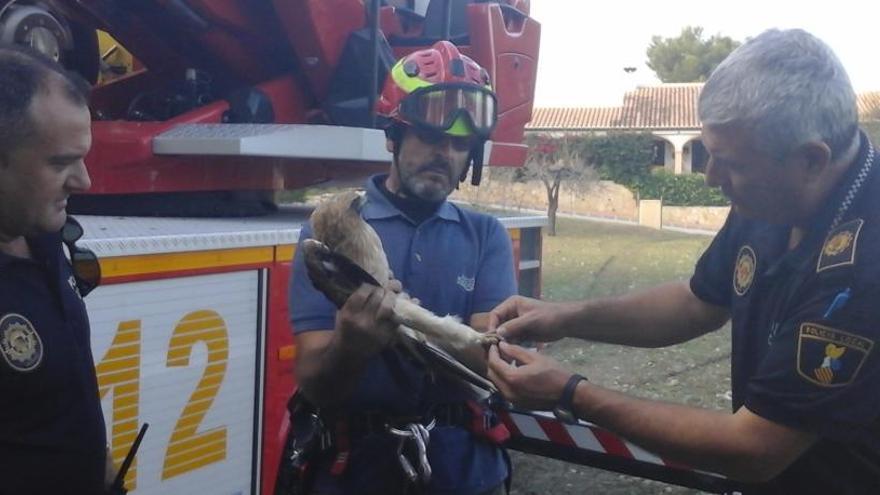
[733,246,756,296]
[0,313,43,372]
[817,219,863,273]
[456,274,475,292]
[796,322,872,387]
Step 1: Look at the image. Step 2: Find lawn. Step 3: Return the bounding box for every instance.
[508,217,733,495]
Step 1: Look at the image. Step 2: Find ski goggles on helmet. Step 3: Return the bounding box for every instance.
[398,83,498,139]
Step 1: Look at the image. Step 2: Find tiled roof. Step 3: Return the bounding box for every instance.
[530,84,880,130]
[528,83,702,130]
[858,91,880,120]
[617,83,702,129]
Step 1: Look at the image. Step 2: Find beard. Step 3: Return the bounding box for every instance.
[397,158,459,204]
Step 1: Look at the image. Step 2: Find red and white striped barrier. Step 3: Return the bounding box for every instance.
[501,409,683,468]
[499,409,742,494]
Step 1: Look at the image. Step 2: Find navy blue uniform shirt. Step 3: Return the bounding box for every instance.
[290,175,517,495]
[691,134,880,494]
[0,229,106,495]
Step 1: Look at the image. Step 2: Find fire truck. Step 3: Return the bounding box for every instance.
[0,1,741,494]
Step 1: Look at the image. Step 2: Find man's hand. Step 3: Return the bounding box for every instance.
[104,446,118,490]
[487,342,572,410]
[488,296,576,344]
[334,283,398,358]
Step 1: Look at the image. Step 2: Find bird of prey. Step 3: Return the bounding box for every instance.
[301,191,498,394]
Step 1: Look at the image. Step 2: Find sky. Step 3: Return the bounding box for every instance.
[529,0,880,108]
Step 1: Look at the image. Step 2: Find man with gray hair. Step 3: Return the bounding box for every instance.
[485,29,879,492]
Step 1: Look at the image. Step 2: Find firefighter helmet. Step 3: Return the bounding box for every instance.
[377,40,496,139]
[376,41,497,184]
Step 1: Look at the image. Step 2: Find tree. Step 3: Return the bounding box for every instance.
[646,26,740,83]
[519,134,595,236]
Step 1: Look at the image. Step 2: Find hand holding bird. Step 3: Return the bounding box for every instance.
[302,191,500,394]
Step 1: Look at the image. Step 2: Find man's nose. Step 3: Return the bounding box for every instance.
[67,160,92,193]
[704,159,724,189]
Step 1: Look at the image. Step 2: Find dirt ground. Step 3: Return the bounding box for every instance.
[506,217,730,494]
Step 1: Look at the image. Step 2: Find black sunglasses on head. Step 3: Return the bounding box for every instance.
[61,217,101,297]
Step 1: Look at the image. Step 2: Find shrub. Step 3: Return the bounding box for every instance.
[634,171,728,206]
[588,132,655,185]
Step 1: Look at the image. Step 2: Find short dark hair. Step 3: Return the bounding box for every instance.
[0,44,91,157]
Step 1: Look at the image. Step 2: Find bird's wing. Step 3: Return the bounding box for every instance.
[397,326,498,398]
[301,239,381,308]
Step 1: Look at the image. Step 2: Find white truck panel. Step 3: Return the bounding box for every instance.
[88,271,263,495]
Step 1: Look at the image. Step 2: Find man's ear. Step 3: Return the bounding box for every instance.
[790,141,832,176]
[386,138,395,153]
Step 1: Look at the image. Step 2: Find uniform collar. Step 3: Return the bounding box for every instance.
[361,174,461,223]
[0,232,58,268]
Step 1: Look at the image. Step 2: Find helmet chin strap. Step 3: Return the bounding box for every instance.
[465,144,484,186]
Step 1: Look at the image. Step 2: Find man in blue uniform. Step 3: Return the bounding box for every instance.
[0,46,108,494]
[289,41,515,494]
[485,29,880,493]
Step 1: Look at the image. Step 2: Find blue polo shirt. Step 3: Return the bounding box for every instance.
[690,134,880,493]
[290,175,517,494]
[0,229,107,494]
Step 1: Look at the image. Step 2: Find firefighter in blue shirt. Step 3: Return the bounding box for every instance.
[486,29,880,493]
[0,46,110,494]
[287,41,515,495]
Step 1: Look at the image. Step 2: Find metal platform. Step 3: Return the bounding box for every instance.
[77,205,547,258]
[152,123,392,161]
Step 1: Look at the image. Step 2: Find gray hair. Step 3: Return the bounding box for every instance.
[698,29,858,160]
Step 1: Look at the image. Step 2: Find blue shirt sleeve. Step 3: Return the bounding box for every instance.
[289,223,337,334]
[470,217,517,314]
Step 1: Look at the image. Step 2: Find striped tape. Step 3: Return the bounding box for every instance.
[500,409,683,468]
[498,409,743,494]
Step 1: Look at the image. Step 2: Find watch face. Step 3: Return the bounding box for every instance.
[553,406,576,425]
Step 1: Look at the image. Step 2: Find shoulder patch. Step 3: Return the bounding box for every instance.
[733,245,756,296]
[817,219,863,273]
[796,322,872,387]
[0,313,44,372]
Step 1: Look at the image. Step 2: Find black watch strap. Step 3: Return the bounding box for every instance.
[559,373,588,411]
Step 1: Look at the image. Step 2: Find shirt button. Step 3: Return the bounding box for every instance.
[415,253,422,262]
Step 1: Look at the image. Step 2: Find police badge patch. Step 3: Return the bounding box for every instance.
[796,322,872,387]
[733,246,756,296]
[0,313,44,372]
[817,219,863,273]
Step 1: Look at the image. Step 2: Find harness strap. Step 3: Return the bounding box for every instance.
[466,400,510,445]
[329,420,351,476]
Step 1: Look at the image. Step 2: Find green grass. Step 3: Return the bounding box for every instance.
[510,217,731,495]
[541,218,713,302]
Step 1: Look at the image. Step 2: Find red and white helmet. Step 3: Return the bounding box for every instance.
[376,40,496,139]
[376,41,497,184]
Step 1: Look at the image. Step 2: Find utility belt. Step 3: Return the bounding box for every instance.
[275,393,510,495]
[335,400,511,444]
[330,402,478,438]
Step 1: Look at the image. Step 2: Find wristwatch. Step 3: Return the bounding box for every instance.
[553,373,588,424]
